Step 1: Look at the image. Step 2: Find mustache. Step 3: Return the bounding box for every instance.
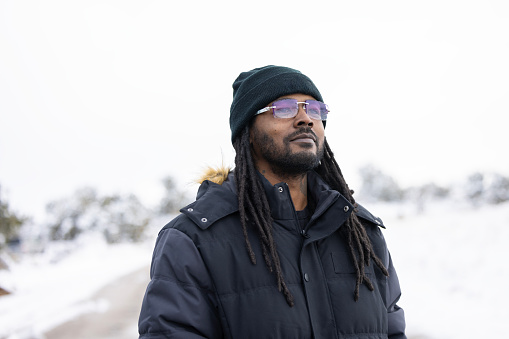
[284,127,318,143]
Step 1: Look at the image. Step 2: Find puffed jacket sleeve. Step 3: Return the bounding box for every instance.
[386,252,407,339]
[138,227,222,339]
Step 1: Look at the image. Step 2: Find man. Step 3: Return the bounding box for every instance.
[138,65,406,338]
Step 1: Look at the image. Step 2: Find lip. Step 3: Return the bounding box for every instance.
[290,133,316,143]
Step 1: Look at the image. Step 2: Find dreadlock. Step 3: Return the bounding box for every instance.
[314,138,389,301]
[233,125,295,307]
[233,126,389,306]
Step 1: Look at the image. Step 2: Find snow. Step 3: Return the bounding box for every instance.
[0,232,156,339]
[1,202,508,338]
[376,200,509,338]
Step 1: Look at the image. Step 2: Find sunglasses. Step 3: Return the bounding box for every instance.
[255,99,329,120]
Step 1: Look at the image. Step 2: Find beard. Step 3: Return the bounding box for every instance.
[251,126,324,178]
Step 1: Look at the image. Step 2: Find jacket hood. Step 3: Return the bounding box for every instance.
[187,167,385,229]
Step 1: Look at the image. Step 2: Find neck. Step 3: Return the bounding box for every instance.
[259,168,309,211]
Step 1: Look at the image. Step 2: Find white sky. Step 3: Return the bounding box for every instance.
[1,0,508,220]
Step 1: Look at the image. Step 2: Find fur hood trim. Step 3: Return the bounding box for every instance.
[197,166,232,185]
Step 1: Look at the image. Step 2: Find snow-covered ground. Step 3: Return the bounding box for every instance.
[1,202,508,339]
[0,232,156,339]
[375,200,509,338]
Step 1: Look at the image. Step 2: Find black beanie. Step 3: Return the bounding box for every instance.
[229,65,324,143]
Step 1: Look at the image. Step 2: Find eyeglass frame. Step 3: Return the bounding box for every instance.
[255,99,329,120]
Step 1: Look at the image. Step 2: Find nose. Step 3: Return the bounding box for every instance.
[294,103,313,127]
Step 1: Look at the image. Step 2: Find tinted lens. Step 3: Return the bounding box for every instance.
[305,100,328,120]
[272,99,299,118]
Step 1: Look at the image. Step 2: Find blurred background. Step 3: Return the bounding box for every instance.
[1,0,508,338]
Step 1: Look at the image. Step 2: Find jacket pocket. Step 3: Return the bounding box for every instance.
[330,251,357,274]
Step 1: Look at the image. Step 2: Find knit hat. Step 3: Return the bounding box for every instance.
[229,65,324,143]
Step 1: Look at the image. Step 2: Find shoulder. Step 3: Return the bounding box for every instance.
[355,204,385,229]
[355,203,390,256]
[148,219,217,299]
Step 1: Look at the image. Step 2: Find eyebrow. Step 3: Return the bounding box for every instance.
[273,97,296,102]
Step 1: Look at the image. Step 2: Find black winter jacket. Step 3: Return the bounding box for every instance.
[139,171,406,338]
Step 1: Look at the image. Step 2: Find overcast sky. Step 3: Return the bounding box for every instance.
[1,0,508,220]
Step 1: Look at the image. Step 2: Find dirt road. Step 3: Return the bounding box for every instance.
[45,266,150,339]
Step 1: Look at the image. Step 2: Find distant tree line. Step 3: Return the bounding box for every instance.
[0,176,191,254]
[0,185,26,251]
[357,164,509,206]
[45,187,151,243]
[1,167,508,254]
[465,172,509,205]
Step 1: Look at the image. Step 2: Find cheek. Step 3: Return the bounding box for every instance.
[263,123,286,141]
[315,123,325,139]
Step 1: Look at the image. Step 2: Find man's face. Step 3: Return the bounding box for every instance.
[249,93,325,178]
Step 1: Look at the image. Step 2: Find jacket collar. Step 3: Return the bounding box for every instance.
[181,170,385,230]
[257,170,351,222]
